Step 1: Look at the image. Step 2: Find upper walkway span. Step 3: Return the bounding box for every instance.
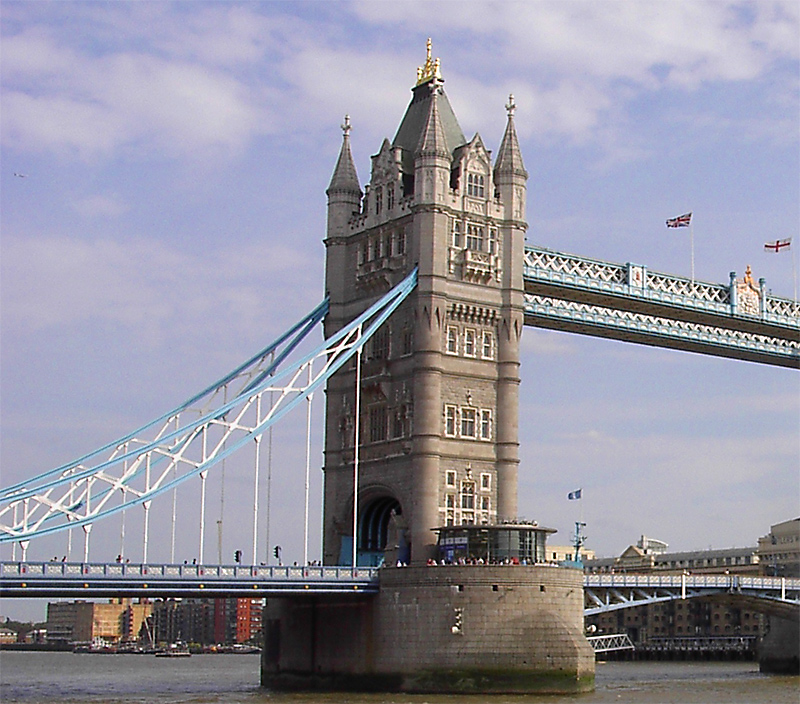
[523,246,800,368]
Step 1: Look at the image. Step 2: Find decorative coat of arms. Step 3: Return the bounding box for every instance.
[736,265,761,316]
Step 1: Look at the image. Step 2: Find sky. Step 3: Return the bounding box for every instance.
[1,1,798,621]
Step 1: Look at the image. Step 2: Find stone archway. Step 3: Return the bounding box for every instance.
[358,496,403,566]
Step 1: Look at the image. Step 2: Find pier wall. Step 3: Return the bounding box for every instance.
[261,565,594,694]
[759,615,800,675]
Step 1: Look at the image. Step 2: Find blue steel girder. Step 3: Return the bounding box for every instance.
[0,269,418,547]
[583,575,800,620]
[523,247,800,368]
[0,561,380,598]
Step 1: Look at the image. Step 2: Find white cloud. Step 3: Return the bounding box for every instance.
[72,193,130,218]
[520,329,576,356]
[0,233,316,349]
[3,1,796,162]
[1,15,270,159]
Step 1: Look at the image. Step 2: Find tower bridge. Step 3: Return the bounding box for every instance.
[2,560,797,622]
[1,41,798,691]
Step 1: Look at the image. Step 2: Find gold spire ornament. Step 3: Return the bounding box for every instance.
[416,38,442,86]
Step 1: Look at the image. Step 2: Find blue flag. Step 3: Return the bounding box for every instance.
[568,489,582,500]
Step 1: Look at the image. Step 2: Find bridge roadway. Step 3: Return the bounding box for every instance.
[0,561,380,598]
[2,562,798,619]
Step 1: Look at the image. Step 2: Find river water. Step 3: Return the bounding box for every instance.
[0,652,797,704]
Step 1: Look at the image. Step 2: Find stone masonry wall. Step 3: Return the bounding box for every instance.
[262,565,595,693]
[375,565,594,678]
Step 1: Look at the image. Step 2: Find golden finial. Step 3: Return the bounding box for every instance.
[416,37,442,86]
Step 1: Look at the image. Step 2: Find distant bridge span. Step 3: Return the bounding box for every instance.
[584,573,800,621]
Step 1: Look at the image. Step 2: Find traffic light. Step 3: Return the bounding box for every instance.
[234,549,242,563]
[273,545,281,558]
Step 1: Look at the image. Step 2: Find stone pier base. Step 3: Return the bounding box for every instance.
[262,565,594,694]
[759,615,800,675]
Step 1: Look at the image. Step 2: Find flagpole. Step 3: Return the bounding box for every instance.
[690,217,695,283]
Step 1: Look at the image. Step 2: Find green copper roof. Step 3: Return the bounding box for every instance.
[391,81,466,170]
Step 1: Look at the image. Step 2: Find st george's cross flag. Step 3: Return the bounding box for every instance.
[666,212,692,228]
[567,489,582,500]
[764,238,791,253]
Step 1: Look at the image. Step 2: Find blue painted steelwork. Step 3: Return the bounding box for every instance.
[0,269,418,546]
[584,574,800,618]
[2,564,796,614]
[0,561,379,597]
[0,300,329,500]
[524,246,800,368]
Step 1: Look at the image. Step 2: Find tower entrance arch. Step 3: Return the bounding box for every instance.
[358,495,405,566]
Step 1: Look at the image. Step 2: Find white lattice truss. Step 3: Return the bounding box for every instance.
[526,295,800,360]
[524,246,800,320]
[586,633,635,653]
[0,270,418,547]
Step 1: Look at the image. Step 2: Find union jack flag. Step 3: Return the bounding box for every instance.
[764,238,791,253]
[666,212,692,228]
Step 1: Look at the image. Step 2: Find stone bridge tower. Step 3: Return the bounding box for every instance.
[323,41,528,566]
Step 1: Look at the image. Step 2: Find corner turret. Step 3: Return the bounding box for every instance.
[494,95,528,222]
[414,81,452,204]
[326,115,362,237]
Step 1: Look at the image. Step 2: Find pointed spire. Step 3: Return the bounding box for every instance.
[327,115,362,197]
[414,82,451,161]
[495,94,527,179]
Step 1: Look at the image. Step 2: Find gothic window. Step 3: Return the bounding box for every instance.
[369,238,377,260]
[397,229,406,255]
[446,470,456,487]
[375,186,383,215]
[444,405,457,437]
[386,183,395,210]
[371,326,390,360]
[466,224,484,251]
[480,473,491,491]
[460,481,476,510]
[446,494,455,509]
[467,173,485,198]
[360,241,368,265]
[446,326,458,355]
[452,220,462,247]
[368,406,387,443]
[402,173,414,198]
[480,409,492,440]
[480,496,490,511]
[402,327,413,356]
[460,408,476,438]
[464,329,476,357]
[391,408,404,438]
[481,331,494,359]
[488,228,497,255]
[384,233,392,258]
